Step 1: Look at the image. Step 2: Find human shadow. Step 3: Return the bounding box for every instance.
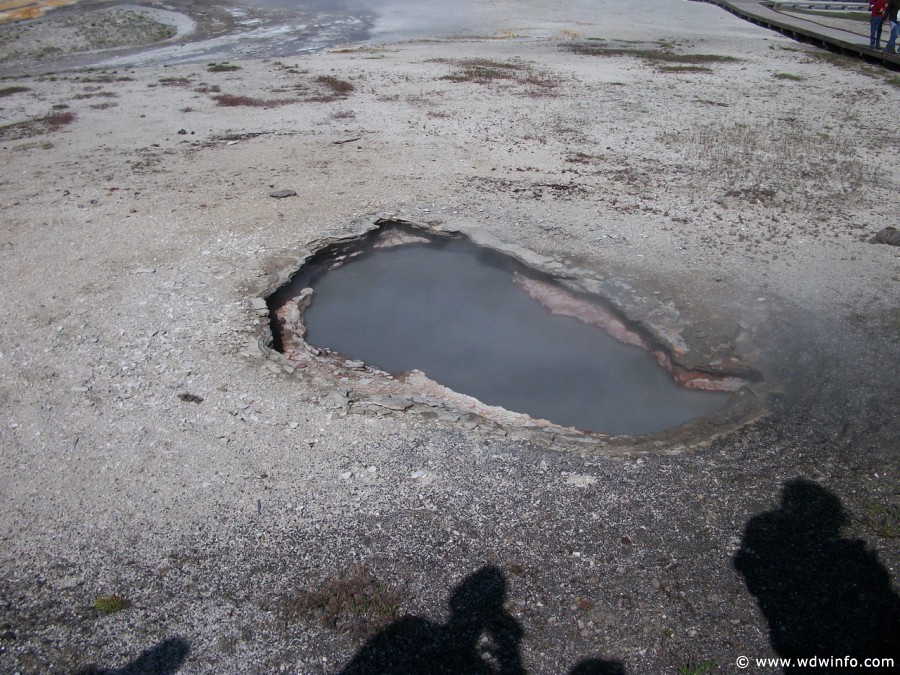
[567,658,627,674]
[733,479,900,668]
[75,636,190,675]
[340,565,524,674]
[341,564,628,674]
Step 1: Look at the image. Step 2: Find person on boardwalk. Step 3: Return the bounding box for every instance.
[870,0,887,49]
[886,0,900,53]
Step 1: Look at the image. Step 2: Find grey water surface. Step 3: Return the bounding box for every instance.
[302,240,727,436]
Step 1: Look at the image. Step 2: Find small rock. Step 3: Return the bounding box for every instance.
[565,474,597,488]
[411,470,427,479]
[874,226,900,246]
[269,189,297,199]
[339,471,352,480]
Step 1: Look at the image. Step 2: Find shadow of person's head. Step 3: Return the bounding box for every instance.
[777,478,845,537]
[448,565,508,628]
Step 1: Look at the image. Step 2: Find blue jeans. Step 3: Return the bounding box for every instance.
[870,16,883,48]
[888,21,900,51]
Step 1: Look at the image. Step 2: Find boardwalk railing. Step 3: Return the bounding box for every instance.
[767,1,868,10]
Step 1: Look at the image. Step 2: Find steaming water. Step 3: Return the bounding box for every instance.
[302,240,726,436]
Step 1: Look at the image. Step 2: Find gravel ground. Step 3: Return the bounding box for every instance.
[0,0,898,673]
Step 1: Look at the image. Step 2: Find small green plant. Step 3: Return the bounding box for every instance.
[207,62,241,73]
[862,503,899,539]
[93,595,131,614]
[678,660,717,675]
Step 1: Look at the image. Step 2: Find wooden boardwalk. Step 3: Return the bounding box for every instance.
[699,0,900,67]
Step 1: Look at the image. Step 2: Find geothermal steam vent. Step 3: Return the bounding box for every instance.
[268,221,754,438]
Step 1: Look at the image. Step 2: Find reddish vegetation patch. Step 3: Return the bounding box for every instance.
[44,111,76,126]
[278,564,402,638]
[0,110,77,141]
[316,75,354,95]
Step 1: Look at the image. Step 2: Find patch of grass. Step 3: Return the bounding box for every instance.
[862,503,899,539]
[311,75,355,101]
[159,77,191,87]
[565,43,735,62]
[789,8,868,22]
[0,86,30,98]
[657,65,713,74]
[90,102,118,110]
[40,111,75,125]
[279,564,402,638]
[564,43,739,71]
[440,58,560,94]
[441,58,522,83]
[0,110,76,141]
[11,140,54,152]
[774,72,805,81]
[661,119,870,208]
[207,62,241,73]
[73,91,117,100]
[212,93,296,108]
[804,50,900,87]
[75,74,134,83]
[678,661,717,675]
[93,595,130,614]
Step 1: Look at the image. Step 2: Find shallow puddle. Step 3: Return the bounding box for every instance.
[277,235,727,436]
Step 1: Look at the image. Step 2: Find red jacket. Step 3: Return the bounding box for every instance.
[871,0,887,17]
